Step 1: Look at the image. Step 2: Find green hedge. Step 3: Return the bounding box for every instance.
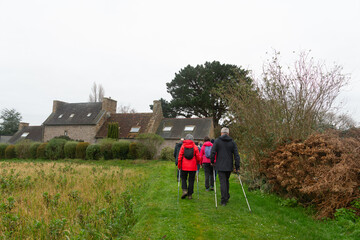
[86,144,102,160]
[0,143,8,159]
[159,147,175,161]
[112,140,130,159]
[45,138,67,160]
[29,142,41,159]
[5,145,16,159]
[136,133,164,160]
[64,141,78,159]
[128,142,138,159]
[76,142,90,159]
[99,138,116,160]
[37,143,48,159]
[15,139,32,159]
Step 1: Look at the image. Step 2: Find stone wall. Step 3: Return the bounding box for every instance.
[102,97,117,114]
[43,125,97,143]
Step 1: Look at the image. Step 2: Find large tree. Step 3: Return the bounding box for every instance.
[165,61,252,126]
[89,82,105,102]
[0,108,22,135]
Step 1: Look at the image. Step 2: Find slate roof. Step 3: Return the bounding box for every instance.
[8,126,43,144]
[96,113,153,139]
[156,118,213,140]
[43,102,105,125]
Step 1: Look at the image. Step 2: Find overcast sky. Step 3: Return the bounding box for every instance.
[1,0,359,125]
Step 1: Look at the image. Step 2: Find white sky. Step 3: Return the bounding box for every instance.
[1,0,359,125]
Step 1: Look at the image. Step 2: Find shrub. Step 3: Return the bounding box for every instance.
[112,140,130,159]
[107,122,119,139]
[15,139,32,159]
[29,142,41,159]
[37,143,48,159]
[86,144,102,160]
[45,138,67,160]
[127,142,138,159]
[136,133,164,160]
[64,141,78,159]
[0,143,9,159]
[5,145,16,159]
[99,138,116,160]
[159,147,174,161]
[76,142,90,159]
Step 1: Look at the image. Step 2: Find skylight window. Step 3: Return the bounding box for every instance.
[184,125,195,131]
[58,114,63,118]
[69,114,75,118]
[163,126,172,132]
[130,127,140,133]
[87,113,92,117]
[21,132,29,137]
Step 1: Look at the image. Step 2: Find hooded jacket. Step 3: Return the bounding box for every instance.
[178,140,200,171]
[173,142,183,166]
[200,141,213,164]
[210,134,240,171]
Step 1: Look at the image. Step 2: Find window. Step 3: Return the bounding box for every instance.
[184,125,195,131]
[21,132,29,137]
[64,130,68,136]
[58,114,63,118]
[69,113,75,118]
[87,113,92,117]
[163,126,172,132]
[130,127,140,133]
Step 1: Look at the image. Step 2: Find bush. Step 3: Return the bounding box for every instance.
[127,142,138,159]
[99,138,116,160]
[107,122,119,139]
[76,142,90,159]
[5,145,16,159]
[159,147,175,161]
[37,143,48,159]
[64,141,78,159]
[45,138,67,160]
[29,142,41,159]
[136,133,164,160]
[15,139,32,159]
[0,143,8,159]
[86,144,102,160]
[112,140,130,159]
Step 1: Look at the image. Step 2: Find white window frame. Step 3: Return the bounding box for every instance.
[58,114,63,118]
[130,127,141,133]
[163,126,172,132]
[184,125,195,131]
[87,113,92,117]
[69,113,75,118]
[21,132,29,137]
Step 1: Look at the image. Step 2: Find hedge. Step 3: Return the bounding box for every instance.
[99,138,116,160]
[159,147,174,161]
[15,139,32,159]
[86,144,102,160]
[76,142,90,159]
[37,143,48,159]
[112,140,130,159]
[64,141,78,159]
[0,143,8,159]
[136,133,164,160]
[45,138,67,160]
[5,145,16,159]
[127,142,138,159]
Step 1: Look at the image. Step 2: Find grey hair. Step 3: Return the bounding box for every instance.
[185,134,194,140]
[221,127,229,134]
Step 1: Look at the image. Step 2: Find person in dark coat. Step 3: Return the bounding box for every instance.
[210,127,240,206]
[174,138,184,166]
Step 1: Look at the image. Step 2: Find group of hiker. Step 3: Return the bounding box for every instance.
[174,127,240,206]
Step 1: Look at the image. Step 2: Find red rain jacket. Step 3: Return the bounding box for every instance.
[178,140,200,171]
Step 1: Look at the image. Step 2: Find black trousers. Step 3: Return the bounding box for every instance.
[218,171,231,204]
[181,170,196,196]
[203,163,214,189]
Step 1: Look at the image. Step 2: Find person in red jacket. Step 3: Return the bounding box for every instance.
[200,136,214,191]
[178,134,201,199]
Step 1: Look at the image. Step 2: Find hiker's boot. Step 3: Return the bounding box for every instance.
[188,195,193,200]
[181,189,188,199]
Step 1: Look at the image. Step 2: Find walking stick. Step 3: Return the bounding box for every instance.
[237,173,252,212]
[178,169,181,202]
[213,169,217,208]
[196,170,199,199]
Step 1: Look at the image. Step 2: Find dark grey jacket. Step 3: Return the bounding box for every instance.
[173,142,182,166]
[210,134,240,171]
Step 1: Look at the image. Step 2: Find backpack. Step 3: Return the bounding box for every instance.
[205,146,212,159]
[184,147,194,160]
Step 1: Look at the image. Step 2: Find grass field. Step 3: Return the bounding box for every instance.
[0,159,357,239]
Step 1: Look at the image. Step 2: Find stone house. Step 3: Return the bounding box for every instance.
[8,122,43,144]
[42,97,117,143]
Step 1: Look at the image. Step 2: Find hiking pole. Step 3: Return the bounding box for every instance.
[213,169,217,208]
[178,169,181,202]
[196,170,199,200]
[237,173,252,212]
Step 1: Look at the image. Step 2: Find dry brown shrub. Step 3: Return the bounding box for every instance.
[261,129,360,219]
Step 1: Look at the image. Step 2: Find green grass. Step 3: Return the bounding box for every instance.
[0,159,357,239]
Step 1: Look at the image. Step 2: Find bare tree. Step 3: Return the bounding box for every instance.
[89,82,105,102]
[117,104,137,113]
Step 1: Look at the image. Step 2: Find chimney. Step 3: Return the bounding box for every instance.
[152,100,163,117]
[147,100,164,134]
[53,100,66,113]
[18,122,29,131]
[102,97,117,114]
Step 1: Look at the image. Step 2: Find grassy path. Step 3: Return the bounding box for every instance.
[126,161,348,240]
